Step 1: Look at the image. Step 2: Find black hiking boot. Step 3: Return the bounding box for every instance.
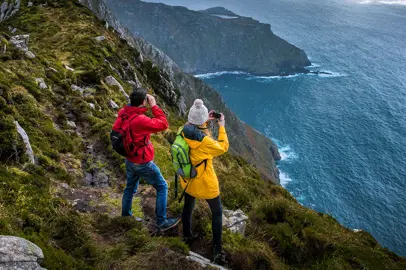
[212,245,226,266]
[157,217,181,232]
[182,233,199,245]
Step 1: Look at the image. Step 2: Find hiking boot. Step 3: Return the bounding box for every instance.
[182,233,199,245]
[157,217,181,232]
[212,246,226,265]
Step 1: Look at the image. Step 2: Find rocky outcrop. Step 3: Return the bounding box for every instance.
[0,236,44,270]
[9,35,36,59]
[104,0,310,76]
[79,0,281,183]
[0,0,20,22]
[105,75,129,100]
[187,251,226,270]
[223,209,249,235]
[14,121,35,164]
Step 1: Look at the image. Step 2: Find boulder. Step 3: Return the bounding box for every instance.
[9,34,36,58]
[28,2,33,7]
[105,75,129,100]
[222,209,249,235]
[109,100,119,109]
[35,78,47,89]
[0,236,44,270]
[9,35,29,51]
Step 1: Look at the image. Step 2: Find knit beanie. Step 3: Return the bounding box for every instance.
[188,99,209,126]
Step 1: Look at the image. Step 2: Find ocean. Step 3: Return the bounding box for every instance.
[146,0,406,256]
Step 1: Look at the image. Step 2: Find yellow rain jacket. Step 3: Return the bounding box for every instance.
[180,124,229,199]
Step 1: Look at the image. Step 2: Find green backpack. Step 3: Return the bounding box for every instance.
[171,127,206,202]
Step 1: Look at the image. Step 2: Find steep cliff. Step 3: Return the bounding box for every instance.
[1,1,405,269]
[103,0,311,76]
[79,0,281,183]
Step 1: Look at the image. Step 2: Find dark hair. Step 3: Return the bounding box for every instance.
[130,88,147,106]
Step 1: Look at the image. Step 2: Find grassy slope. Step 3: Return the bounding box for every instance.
[0,1,405,269]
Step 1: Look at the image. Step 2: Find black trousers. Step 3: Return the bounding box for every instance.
[182,193,223,249]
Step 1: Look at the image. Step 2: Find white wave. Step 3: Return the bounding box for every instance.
[317,70,347,78]
[279,145,299,162]
[194,71,248,79]
[358,0,406,5]
[307,63,321,68]
[279,170,293,187]
[195,69,346,80]
[245,74,300,82]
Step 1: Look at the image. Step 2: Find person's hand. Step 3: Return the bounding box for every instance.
[208,110,216,121]
[218,113,225,127]
[147,94,156,107]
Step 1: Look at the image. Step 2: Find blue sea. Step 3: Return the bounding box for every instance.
[146,0,406,256]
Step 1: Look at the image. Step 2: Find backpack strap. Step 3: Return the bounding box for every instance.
[177,159,207,203]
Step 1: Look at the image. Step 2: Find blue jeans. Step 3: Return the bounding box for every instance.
[122,160,168,225]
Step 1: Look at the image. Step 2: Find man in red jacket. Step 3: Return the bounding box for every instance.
[113,88,179,231]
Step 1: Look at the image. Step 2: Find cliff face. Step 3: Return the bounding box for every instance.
[79,0,281,183]
[103,0,311,76]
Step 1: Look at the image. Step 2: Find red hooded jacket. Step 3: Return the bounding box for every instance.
[112,105,168,164]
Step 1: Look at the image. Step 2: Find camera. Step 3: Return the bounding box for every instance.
[211,111,222,119]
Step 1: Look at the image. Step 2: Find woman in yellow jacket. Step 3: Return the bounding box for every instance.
[180,99,229,264]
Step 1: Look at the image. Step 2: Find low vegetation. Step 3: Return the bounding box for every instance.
[0,0,404,269]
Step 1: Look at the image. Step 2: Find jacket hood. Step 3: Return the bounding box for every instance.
[182,125,206,149]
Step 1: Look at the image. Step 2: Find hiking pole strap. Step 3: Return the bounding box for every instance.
[174,174,178,199]
[178,178,192,203]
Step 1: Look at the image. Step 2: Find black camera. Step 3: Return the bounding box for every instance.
[211,111,222,119]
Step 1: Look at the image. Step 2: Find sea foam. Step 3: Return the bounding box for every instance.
[359,0,406,5]
[194,71,248,79]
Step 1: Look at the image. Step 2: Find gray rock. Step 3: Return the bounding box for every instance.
[1,2,8,15]
[66,121,77,129]
[93,172,109,187]
[187,251,226,270]
[71,84,84,93]
[8,26,17,33]
[223,209,249,235]
[25,51,36,59]
[109,100,119,109]
[88,103,95,109]
[28,2,33,7]
[95,35,105,42]
[9,35,30,51]
[0,236,43,270]
[35,78,47,89]
[105,75,129,100]
[9,35,36,58]
[14,121,35,165]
